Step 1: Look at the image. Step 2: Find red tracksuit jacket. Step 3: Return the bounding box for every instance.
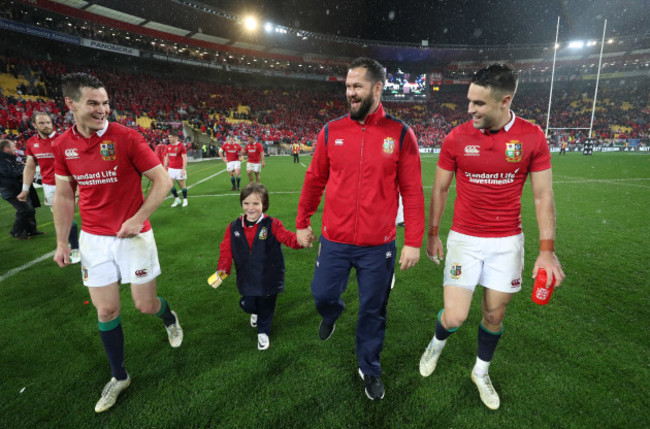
[297,103,424,247]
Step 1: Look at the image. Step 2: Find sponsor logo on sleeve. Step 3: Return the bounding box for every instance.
[64,148,79,159]
[464,145,480,156]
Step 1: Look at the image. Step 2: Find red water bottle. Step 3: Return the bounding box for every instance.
[531,268,556,305]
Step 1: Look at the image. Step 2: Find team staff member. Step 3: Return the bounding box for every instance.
[244,134,265,183]
[419,64,565,410]
[219,136,244,190]
[291,141,300,163]
[296,57,425,401]
[52,73,184,414]
[163,130,188,207]
[0,139,40,239]
[18,112,80,262]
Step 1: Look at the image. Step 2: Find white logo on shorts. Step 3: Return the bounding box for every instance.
[386,251,392,258]
[65,148,79,159]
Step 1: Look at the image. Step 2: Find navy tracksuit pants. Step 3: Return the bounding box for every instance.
[311,236,396,377]
[240,294,278,335]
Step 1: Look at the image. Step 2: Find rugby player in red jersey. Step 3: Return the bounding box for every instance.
[52,73,183,413]
[244,134,265,183]
[219,135,244,190]
[18,112,80,261]
[163,130,188,207]
[419,64,565,410]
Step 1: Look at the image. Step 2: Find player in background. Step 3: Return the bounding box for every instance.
[17,112,80,262]
[214,183,303,350]
[219,135,244,190]
[419,64,565,410]
[52,73,183,413]
[244,134,265,183]
[163,130,188,207]
[154,138,167,164]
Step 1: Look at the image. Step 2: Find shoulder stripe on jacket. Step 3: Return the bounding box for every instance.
[323,114,348,146]
[385,113,410,150]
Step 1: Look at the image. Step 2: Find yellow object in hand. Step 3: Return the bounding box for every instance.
[208,270,228,288]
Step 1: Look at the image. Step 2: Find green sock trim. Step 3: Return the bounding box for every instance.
[480,321,503,335]
[98,316,121,331]
[438,309,459,333]
[155,297,167,317]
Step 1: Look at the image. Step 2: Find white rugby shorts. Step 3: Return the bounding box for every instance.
[226,161,241,172]
[246,162,262,173]
[167,167,187,180]
[443,230,524,293]
[79,229,161,287]
[42,183,56,206]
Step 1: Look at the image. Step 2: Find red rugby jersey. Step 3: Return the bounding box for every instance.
[438,113,551,237]
[25,132,57,185]
[53,122,161,236]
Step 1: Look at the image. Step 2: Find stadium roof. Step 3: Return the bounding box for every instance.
[25,0,650,67]
[96,0,648,47]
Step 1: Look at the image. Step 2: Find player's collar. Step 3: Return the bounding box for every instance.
[47,131,56,139]
[72,120,109,138]
[480,111,516,134]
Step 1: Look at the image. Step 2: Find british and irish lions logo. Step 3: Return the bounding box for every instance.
[100,140,116,161]
[383,137,395,154]
[505,140,522,162]
[450,263,462,280]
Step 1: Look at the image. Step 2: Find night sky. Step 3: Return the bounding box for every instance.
[206,0,648,45]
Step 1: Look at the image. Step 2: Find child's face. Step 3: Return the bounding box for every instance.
[242,192,263,222]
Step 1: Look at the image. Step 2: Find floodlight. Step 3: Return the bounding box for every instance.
[244,16,257,31]
[568,41,584,48]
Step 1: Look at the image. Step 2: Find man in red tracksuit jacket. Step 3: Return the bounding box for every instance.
[296,57,425,401]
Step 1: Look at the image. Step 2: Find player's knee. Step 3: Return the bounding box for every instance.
[442,310,467,329]
[483,308,506,327]
[134,299,158,315]
[96,306,121,322]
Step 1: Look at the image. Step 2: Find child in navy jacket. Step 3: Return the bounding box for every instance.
[215,183,302,350]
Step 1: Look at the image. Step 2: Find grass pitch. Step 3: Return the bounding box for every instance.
[1,152,649,428]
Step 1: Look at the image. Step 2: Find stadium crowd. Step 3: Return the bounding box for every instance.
[1,53,648,154]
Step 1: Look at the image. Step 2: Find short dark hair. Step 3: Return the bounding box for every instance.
[0,139,14,151]
[168,130,180,137]
[31,111,51,124]
[61,72,105,101]
[240,182,269,212]
[349,57,386,86]
[471,64,518,96]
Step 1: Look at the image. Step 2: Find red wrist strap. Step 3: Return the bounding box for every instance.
[540,239,555,251]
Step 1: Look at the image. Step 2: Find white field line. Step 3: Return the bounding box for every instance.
[3,169,230,282]
[5,172,647,282]
[0,251,55,283]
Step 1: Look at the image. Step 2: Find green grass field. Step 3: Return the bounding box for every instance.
[1,152,649,428]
